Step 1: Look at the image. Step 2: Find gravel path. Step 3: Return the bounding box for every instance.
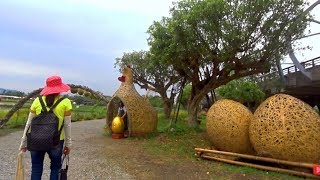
[0,119,133,180]
[0,119,217,180]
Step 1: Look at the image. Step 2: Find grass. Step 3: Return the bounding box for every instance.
[72,105,106,121]
[140,109,307,180]
[0,103,314,179]
[0,108,29,128]
[0,104,107,128]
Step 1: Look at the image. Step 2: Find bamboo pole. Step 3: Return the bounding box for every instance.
[195,148,316,169]
[201,155,320,179]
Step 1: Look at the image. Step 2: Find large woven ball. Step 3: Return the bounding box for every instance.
[250,94,320,163]
[206,99,254,154]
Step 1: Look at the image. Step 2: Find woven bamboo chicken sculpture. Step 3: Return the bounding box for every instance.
[106,66,158,137]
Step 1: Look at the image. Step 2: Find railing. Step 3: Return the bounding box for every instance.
[258,56,320,82]
[282,56,320,75]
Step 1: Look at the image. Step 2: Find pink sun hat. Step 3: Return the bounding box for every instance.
[40,75,70,95]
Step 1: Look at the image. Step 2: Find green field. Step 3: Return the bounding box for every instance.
[0,103,106,128]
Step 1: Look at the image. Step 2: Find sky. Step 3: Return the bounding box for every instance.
[0,0,319,96]
[0,0,174,95]
[283,0,320,67]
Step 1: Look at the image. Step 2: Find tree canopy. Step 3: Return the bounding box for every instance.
[115,50,183,118]
[216,79,265,104]
[148,0,309,126]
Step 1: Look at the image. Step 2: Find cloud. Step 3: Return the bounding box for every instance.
[0,0,160,60]
[0,57,83,80]
[67,0,173,16]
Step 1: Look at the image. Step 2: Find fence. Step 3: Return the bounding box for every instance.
[258,56,320,82]
[282,56,320,75]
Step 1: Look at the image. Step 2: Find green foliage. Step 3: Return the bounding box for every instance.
[216,79,265,103]
[0,104,106,127]
[77,89,84,95]
[148,95,163,108]
[69,95,105,106]
[156,109,206,135]
[179,84,191,108]
[1,108,29,128]
[248,72,284,95]
[115,50,181,91]
[0,90,26,97]
[148,0,309,126]
[71,105,106,122]
[115,50,182,119]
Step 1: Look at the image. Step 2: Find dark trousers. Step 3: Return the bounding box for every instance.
[30,141,64,180]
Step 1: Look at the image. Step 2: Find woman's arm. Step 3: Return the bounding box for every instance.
[63,110,72,155]
[19,110,36,151]
[121,111,127,119]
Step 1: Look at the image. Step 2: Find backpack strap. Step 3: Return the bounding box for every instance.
[49,97,66,112]
[50,96,66,134]
[38,96,47,113]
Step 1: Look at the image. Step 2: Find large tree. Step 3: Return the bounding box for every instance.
[148,0,309,126]
[115,50,182,119]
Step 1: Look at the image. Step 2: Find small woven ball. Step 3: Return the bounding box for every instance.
[206,99,254,154]
[250,94,320,163]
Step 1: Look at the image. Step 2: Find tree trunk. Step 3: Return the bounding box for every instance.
[163,99,172,119]
[159,90,174,120]
[187,104,200,127]
[187,94,203,127]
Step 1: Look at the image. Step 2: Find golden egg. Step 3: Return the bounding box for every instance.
[111,116,124,134]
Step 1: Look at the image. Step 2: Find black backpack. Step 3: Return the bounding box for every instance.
[26,96,65,151]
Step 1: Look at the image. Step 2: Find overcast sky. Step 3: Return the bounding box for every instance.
[0,0,174,95]
[0,0,319,96]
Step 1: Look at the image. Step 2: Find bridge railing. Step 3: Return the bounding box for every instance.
[258,56,320,83]
[283,56,320,75]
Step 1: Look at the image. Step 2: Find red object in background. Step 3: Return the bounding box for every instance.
[313,165,320,176]
[118,76,125,82]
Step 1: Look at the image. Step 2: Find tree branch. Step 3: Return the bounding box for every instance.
[308,18,320,24]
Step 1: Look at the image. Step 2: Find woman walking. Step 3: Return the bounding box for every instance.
[19,75,72,180]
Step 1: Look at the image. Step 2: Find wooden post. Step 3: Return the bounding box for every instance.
[201,155,320,179]
[195,148,315,169]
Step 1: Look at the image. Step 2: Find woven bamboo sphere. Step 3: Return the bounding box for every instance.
[250,94,320,163]
[206,99,254,154]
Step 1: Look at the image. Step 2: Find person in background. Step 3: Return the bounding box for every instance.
[19,75,72,180]
[117,101,128,137]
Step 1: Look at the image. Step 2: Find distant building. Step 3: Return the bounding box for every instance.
[0,95,23,99]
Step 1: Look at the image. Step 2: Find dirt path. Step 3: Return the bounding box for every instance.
[0,119,214,180]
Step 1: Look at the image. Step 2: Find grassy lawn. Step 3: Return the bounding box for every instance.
[141,110,308,180]
[0,103,315,179]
